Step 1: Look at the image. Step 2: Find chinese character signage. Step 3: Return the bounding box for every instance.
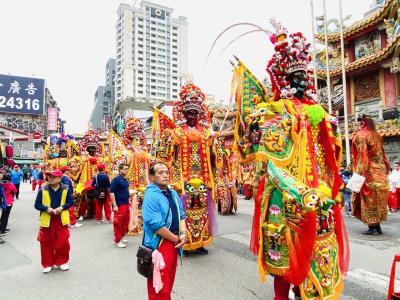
[0,74,45,115]
[47,107,58,130]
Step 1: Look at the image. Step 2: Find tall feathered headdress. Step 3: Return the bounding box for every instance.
[267,19,316,101]
[173,82,210,128]
[121,117,147,148]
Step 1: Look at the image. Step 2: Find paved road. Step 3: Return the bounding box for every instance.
[1,182,399,299]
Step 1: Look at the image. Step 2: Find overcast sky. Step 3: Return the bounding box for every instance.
[0,0,372,133]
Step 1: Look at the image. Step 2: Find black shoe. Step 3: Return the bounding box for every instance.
[196,247,209,254]
[376,225,383,235]
[0,238,4,244]
[5,229,10,233]
[183,250,190,257]
[361,228,379,236]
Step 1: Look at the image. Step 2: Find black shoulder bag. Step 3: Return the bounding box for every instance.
[136,208,170,278]
[95,175,107,201]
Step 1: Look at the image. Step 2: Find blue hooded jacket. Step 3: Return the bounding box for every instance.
[142,183,185,250]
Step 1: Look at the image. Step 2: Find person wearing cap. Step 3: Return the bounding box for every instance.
[10,165,23,199]
[91,163,111,224]
[34,169,74,273]
[352,114,390,235]
[60,166,82,229]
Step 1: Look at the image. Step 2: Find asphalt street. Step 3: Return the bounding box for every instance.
[1,182,399,300]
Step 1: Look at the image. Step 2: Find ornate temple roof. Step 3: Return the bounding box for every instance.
[315,0,396,43]
[317,35,400,78]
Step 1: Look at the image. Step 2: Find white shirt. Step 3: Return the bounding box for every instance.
[391,169,400,189]
[388,173,397,192]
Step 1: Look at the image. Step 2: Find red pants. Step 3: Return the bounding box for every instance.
[396,188,400,210]
[244,184,252,199]
[388,192,398,210]
[273,276,300,300]
[95,196,111,221]
[32,179,43,191]
[147,240,178,300]
[37,215,70,268]
[113,204,130,243]
[69,206,77,225]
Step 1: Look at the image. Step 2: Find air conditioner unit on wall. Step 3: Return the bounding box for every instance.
[383,108,399,120]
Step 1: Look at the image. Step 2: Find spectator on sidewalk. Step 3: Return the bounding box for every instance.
[388,168,398,212]
[392,162,400,210]
[0,172,17,237]
[32,165,39,191]
[91,163,111,224]
[340,165,353,217]
[110,163,133,248]
[142,162,186,300]
[60,166,82,229]
[10,165,23,199]
[34,169,74,273]
[22,165,29,183]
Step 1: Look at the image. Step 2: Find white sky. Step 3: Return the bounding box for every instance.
[0,0,372,133]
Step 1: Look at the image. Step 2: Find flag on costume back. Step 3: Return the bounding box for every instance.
[233,61,270,126]
[150,108,175,159]
[108,129,131,179]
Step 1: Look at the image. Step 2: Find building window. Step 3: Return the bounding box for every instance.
[172,45,177,49]
[138,70,143,74]
[172,33,177,37]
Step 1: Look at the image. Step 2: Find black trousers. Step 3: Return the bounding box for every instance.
[0,205,12,233]
[14,183,20,199]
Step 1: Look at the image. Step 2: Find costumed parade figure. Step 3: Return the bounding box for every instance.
[352,114,390,235]
[43,134,80,172]
[228,20,349,299]
[121,117,150,235]
[154,83,217,254]
[76,129,104,220]
[210,107,238,214]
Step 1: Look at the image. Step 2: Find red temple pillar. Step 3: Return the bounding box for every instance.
[384,69,397,108]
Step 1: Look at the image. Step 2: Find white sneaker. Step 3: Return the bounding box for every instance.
[69,224,75,229]
[122,238,128,243]
[59,263,70,271]
[42,267,52,273]
[78,216,83,222]
[104,220,111,224]
[114,241,126,248]
[74,223,83,228]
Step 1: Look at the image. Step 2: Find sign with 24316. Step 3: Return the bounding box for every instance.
[0,74,45,115]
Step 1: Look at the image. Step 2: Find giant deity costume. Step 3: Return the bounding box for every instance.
[43,134,80,172]
[121,117,150,235]
[210,107,238,215]
[75,129,104,219]
[155,83,217,253]
[352,115,390,235]
[230,20,349,299]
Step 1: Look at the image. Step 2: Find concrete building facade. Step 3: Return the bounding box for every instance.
[115,1,189,112]
[89,58,116,131]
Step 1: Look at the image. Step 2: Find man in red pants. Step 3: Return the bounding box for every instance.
[34,169,74,273]
[92,163,111,224]
[142,162,186,300]
[110,163,133,248]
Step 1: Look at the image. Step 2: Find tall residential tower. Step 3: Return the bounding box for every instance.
[115,1,188,114]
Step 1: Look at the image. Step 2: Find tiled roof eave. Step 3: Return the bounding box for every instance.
[316,36,399,78]
[314,0,395,43]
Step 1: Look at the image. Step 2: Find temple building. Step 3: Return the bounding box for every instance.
[315,0,400,162]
